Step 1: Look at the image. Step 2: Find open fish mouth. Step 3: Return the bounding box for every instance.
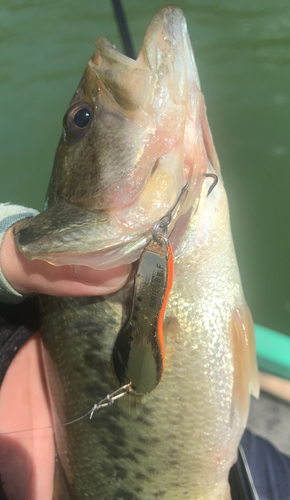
[13,182,196,270]
[14,6,220,270]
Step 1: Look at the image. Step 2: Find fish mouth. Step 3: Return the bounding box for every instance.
[13,198,150,270]
[13,183,195,270]
[14,6,220,271]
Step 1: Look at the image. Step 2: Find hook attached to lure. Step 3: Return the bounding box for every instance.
[112,185,191,395]
[202,173,218,197]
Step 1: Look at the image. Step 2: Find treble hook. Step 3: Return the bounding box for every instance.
[202,173,218,197]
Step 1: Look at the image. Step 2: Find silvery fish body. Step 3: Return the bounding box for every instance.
[14,6,259,499]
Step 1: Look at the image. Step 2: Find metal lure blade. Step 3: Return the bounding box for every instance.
[113,237,174,395]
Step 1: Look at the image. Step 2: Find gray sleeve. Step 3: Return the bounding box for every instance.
[0,203,39,303]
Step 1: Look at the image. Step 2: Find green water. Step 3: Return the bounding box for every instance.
[1,0,289,336]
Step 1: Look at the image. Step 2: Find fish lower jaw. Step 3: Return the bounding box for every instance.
[40,210,191,272]
[25,198,195,272]
[40,242,146,271]
[20,184,197,275]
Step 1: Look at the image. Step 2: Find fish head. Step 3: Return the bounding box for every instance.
[14,6,220,269]
[48,37,153,211]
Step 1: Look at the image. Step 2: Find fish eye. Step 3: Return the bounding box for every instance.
[74,108,90,128]
[64,101,93,137]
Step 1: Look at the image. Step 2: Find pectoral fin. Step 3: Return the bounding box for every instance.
[231,303,259,426]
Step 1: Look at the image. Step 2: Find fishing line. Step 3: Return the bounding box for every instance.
[0,383,132,437]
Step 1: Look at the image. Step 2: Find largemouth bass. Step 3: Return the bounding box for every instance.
[14,6,259,499]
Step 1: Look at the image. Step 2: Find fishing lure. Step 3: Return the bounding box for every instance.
[111,182,195,394]
[113,235,174,394]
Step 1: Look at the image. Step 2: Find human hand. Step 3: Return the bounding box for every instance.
[0,225,133,500]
